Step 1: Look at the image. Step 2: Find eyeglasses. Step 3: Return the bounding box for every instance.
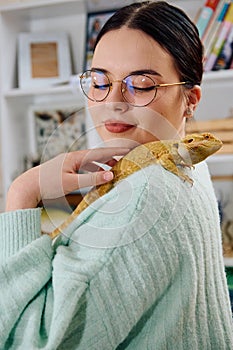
[79,69,192,107]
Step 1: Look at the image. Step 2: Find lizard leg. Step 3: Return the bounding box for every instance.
[179,160,195,169]
[159,155,193,185]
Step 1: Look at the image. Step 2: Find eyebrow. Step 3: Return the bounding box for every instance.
[130,69,162,77]
[91,67,162,77]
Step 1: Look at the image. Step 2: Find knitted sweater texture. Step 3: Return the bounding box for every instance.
[0,162,232,349]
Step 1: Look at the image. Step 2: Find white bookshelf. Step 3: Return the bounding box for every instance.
[0,0,88,199]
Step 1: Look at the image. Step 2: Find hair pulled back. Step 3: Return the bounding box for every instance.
[94,1,203,86]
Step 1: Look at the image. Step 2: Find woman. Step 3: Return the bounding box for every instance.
[1,1,232,349]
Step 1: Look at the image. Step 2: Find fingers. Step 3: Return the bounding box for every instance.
[81,160,113,172]
[37,148,129,201]
[67,171,114,191]
[5,148,129,209]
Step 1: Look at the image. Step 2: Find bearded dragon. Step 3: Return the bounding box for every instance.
[49,133,222,240]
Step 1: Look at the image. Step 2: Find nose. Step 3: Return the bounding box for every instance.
[105,81,130,113]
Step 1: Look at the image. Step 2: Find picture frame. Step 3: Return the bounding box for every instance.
[18,32,71,89]
[84,10,115,70]
[27,102,87,165]
[211,175,233,259]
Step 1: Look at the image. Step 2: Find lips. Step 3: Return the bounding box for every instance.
[105,121,136,133]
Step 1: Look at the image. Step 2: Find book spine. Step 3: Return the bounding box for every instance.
[196,0,221,39]
[212,24,233,69]
[204,0,230,61]
[229,55,233,67]
[204,2,233,71]
[203,0,229,43]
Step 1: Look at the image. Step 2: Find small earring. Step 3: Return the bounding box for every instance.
[186,107,193,116]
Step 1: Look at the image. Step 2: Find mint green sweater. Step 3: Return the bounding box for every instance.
[0,162,232,349]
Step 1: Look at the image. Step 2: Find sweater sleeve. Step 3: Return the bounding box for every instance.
[0,208,42,263]
[0,208,54,347]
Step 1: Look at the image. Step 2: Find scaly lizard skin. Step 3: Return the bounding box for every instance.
[49,133,222,240]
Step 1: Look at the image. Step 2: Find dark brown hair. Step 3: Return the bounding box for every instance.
[94,1,203,86]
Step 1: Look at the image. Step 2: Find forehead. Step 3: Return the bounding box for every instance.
[92,27,177,78]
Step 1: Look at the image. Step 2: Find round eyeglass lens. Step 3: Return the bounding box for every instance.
[122,75,156,106]
[80,70,110,102]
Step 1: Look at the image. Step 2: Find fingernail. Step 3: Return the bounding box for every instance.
[103,171,114,181]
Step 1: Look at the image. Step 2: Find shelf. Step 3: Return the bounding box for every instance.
[206,154,233,164]
[224,258,233,267]
[0,0,135,17]
[4,84,82,98]
[0,0,83,12]
[5,69,233,99]
[207,154,233,180]
[203,69,233,83]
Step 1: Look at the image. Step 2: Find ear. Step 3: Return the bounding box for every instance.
[188,85,202,109]
[183,85,202,118]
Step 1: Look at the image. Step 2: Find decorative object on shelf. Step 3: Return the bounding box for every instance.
[27,103,87,164]
[84,10,115,70]
[18,32,72,89]
[212,178,233,257]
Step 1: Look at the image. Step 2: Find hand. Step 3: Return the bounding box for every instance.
[5,147,129,211]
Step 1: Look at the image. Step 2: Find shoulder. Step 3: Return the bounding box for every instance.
[65,161,216,248]
[121,160,215,213]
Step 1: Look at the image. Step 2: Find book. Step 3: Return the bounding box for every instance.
[229,53,233,67]
[203,0,230,59]
[213,24,233,69]
[196,0,221,39]
[204,2,233,71]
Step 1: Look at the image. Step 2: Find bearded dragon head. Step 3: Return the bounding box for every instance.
[180,132,223,164]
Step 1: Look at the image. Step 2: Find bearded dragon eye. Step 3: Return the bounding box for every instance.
[187,138,193,143]
[204,135,210,139]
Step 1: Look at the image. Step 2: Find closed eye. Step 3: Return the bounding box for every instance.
[93,82,110,90]
[128,85,155,92]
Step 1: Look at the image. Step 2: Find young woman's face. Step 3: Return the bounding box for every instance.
[88,27,199,148]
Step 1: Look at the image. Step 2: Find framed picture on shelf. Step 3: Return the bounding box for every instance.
[211,176,233,258]
[27,103,87,166]
[18,32,71,89]
[84,10,115,70]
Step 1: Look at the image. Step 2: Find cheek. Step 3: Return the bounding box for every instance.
[140,105,184,139]
[149,91,185,122]
[88,102,103,126]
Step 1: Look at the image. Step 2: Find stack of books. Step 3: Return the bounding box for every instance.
[195,0,233,72]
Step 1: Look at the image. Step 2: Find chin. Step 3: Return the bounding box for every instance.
[95,127,136,148]
[102,137,140,149]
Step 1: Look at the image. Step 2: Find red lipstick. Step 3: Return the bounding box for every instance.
[105,121,135,133]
